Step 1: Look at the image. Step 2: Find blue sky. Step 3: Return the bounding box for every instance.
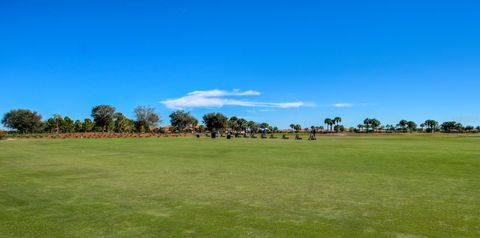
[1,1,479,128]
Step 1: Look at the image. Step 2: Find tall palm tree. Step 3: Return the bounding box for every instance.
[363,118,371,133]
[333,117,342,133]
[424,119,439,133]
[324,118,333,132]
[334,117,342,126]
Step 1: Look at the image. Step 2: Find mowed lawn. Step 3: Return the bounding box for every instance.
[0,136,479,238]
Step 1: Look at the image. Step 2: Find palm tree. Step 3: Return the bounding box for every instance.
[290,124,295,134]
[363,118,371,133]
[398,120,408,133]
[424,119,439,133]
[334,117,342,126]
[370,118,381,132]
[333,117,342,133]
[295,124,302,133]
[324,118,333,132]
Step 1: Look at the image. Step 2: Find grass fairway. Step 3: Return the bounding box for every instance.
[0,136,479,237]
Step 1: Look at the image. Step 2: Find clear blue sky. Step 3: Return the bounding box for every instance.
[1,1,479,128]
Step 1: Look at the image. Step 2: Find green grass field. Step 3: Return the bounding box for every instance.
[0,135,479,237]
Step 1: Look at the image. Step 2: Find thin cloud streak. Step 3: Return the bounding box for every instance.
[316,103,374,108]
[187,89,260,97]
[161,89,307,109]
[332,103,354,108]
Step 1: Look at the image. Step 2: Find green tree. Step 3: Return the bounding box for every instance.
[61,116,75,133]
[248,121,259,136]
[420,123,426,132]
[424,120,439,133]
[52,114,63,133]
[44,115,63,133]
[113,112,134,133]
[289,124,295,133]
[363,118,372,133]
[370,119,381,132]
[273,126,279,133]
[324,118,333,132]
[45,118,57,133]
[334,117,342,128]
[237,118,248,134]
[398,120,408,132]
[407,121,417,133]
[202,113,228,136]
[441,121,463,133]
[385,124,395,133]
[334,125,345,132]
[260,122,269,130]
[83,119,94,132]
[134,106,161,132]
[74,120,84,132]
[294,124,302,133]
[228,116,239,133]
[2,109,43,133]
[169,110,197,132]
[91,105,116,132]
[465,125,475,132]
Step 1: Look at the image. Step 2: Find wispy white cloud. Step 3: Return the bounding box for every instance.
[187,89,261,97]
[161,89,307,110]
[315,103,374,108]
[332,103,354,108]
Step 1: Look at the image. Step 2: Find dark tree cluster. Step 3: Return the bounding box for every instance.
[1,109,43,134]
[1,105,160,134]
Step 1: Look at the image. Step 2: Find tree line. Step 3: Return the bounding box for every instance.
[1,106,479,135]
[1,105,160,134]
